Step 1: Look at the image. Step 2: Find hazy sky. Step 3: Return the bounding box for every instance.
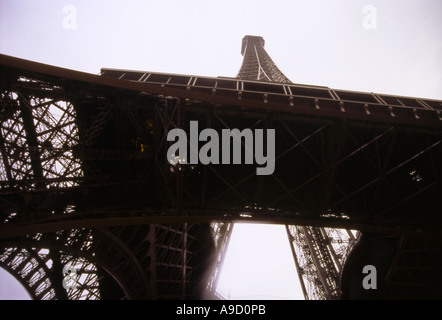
[0,0,441,300]
[217,224,304,299]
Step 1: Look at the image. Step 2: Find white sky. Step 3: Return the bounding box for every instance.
[216,224,304,299]
[0,0,441,300]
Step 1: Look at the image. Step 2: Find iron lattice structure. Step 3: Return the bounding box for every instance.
[286,225,359,300]
[236,36,360,300]
[1,35,442,299]
[237,36,292,84]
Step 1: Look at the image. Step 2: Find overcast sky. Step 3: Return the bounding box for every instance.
[0,0,441,300]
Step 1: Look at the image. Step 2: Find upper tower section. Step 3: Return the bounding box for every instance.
[236,35,292,84]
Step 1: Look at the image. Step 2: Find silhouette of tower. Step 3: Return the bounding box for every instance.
[237,35,292,83]
[208,35,358,300]
[1,35,441,300]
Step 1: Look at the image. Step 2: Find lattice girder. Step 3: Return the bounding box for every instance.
[1,51,441,300]
[1,60,441,239]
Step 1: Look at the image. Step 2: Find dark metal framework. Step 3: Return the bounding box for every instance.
[0,34,441,299]
[286,225,359,299]
[0,59,216,299]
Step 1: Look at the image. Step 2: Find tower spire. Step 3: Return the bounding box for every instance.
[236,35,292,83]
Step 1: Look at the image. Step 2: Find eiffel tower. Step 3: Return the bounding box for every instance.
[1,35,441,300]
